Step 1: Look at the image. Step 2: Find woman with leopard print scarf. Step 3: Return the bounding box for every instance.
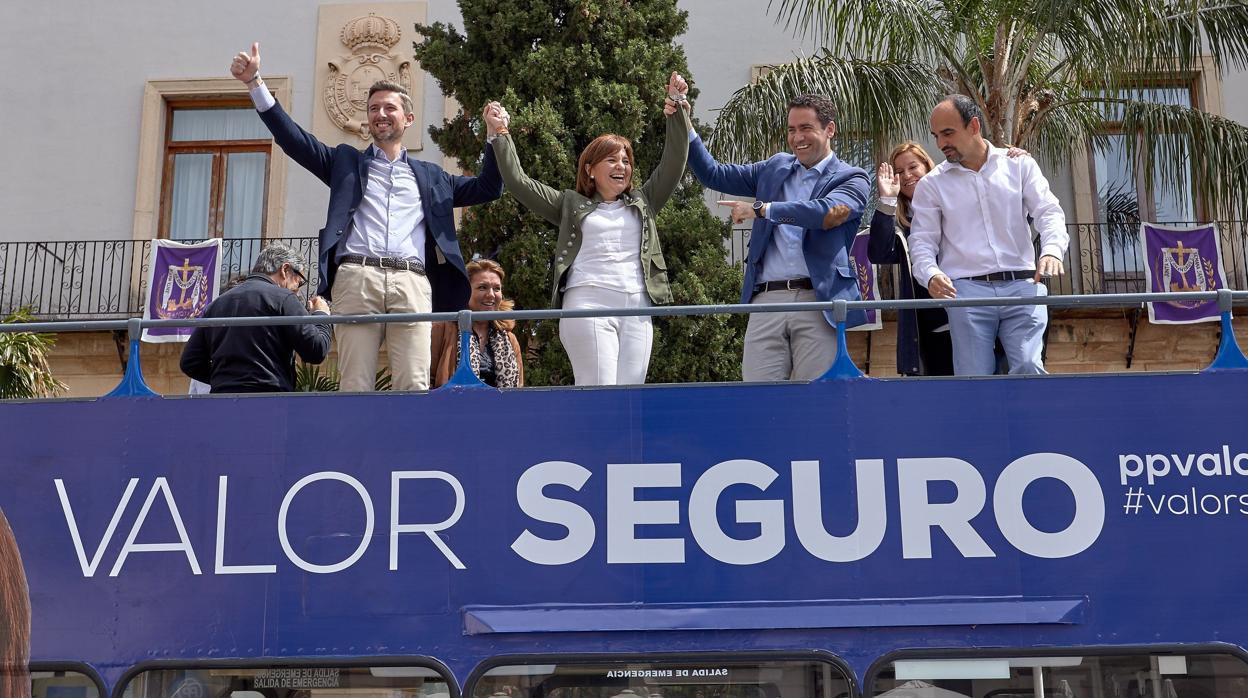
[430,259,524,388]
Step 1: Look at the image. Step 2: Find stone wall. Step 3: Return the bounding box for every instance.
[42,311,1248,397]
[845,310,1248,376]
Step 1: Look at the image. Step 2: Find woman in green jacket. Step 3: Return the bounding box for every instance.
[484,73,692,386]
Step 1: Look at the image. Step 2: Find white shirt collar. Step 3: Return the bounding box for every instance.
[367,143,406,164]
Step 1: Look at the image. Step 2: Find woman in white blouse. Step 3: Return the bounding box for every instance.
[484,73,692,385]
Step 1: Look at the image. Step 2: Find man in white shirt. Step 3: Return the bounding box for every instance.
[230,43,502,392]
[909,94,1069,375]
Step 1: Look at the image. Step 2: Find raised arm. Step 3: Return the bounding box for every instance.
[486,102,564,225]
[687,135,765,197]
[640,72,693,210]
[448,114,504,209]
[868,162,904,263]
[233,42,336,184]
[680,70,762,197]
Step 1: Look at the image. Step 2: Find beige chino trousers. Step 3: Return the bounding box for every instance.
[331,262,432,392]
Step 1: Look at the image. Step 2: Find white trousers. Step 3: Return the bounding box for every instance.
[559,285,653,386]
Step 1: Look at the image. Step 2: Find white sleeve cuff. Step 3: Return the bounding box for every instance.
[915,265,941,289]
[250,83,276,112]
[1040,244,1066,261]
[687,130,698,143]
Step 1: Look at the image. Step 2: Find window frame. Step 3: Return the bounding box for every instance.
[113,655,459,698]
[131,77,291,248]
[1088,76,1205,225]
[465,651,860,698]
[1069,60,1223,294]
[158,97,274,240]
[28,661,107,698]
[865,643,1248,698]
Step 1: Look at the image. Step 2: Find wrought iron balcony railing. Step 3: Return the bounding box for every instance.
[0,237,317,319]
[3,222,1245,318]
[731,220,1248,299]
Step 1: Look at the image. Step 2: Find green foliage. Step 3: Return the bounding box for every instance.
[415,0,744,384]
[294,362,393,392]
[648,186,747,384]
[715,0,1248,222]
[0,308,67,399]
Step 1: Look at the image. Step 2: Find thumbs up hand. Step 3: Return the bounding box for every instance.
[230,42,261,83]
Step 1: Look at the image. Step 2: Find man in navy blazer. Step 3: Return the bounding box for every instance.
[678,91,869,381]
[231,43,502,392]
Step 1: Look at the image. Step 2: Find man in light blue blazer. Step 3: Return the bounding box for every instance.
[680,93,870,381]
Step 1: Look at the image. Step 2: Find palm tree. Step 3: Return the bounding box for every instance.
[0,308,66,399]
[709,0,1248,221]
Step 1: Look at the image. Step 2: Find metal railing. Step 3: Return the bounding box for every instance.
[3,289,1247,397]
[1063,220,1248,295]
[0,237,317,319]
[730,220,1248,299]
[3,221,1247,318]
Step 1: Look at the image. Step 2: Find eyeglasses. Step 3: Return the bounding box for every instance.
[287,264,308,290]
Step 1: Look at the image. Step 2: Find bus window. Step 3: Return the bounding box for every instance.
[873,653,1248,698]
[472,658,850,698]
[119,664,451,697]
[32,669,100,698]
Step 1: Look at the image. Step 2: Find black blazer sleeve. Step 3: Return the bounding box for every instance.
[257,101,336,185]
[868,209,906,264]
[448,146,504,207]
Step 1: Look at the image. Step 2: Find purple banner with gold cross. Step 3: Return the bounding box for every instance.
[142,238,222,343]
[1139,222,1227,324]
[849,231,881,331]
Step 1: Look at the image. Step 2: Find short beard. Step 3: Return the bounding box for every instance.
[371,124,403,145]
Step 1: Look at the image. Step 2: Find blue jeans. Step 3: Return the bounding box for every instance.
[947,279,1047,376]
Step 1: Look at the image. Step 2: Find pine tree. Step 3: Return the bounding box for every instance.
[414,0,744,385]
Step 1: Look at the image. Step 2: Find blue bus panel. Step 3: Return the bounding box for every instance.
[2,372,1247,693]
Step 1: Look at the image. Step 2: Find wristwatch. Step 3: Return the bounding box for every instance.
[752,201,766,218]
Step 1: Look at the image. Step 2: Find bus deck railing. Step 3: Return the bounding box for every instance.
[2,289,1246,397]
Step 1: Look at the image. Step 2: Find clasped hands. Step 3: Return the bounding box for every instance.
[482,101,510,137]
[663,71,690,116]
